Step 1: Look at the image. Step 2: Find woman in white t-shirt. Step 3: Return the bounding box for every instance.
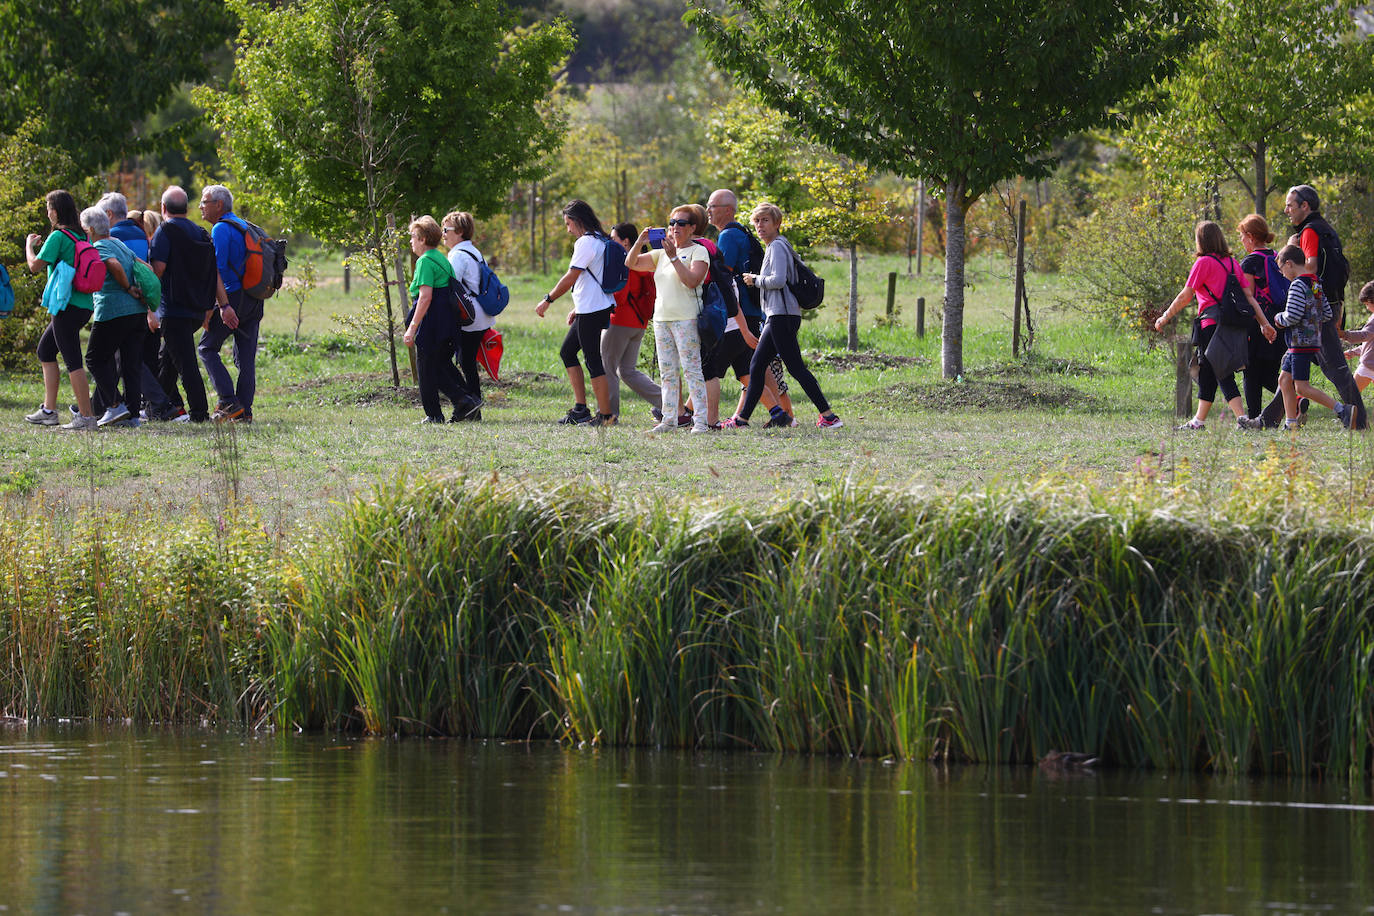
[535,199,617,427]
[443,210,492,422]
[626,205,712,433]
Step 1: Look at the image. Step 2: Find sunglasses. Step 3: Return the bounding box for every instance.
[667,218,693,227]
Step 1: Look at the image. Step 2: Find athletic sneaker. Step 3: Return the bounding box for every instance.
[817,414,844,429]
[1237,416,1265,431]
[1283,418,1302,431]
[171,412,193,424]
[689,424,711,434]
[648,421,677,433]
[212,402,245,423]
[60,414,97,431]
[418,415,445,425]
[1176,418,1206,430]
[1336,402,1353,428]
[589,413,617,428]
[762,412,794,428]
[148,405,187,422]
[97,404,131,427]
[676,411,694,428]
[558,404,593,425]
[719,416,749,429]
[24,406,58,426]
[1298,398,1310,426]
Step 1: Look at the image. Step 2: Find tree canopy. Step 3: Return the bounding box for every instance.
[1128,0,1374,220]
[199,0,573,239]
[687,0,1205,377]
[198,0,572,385]
[0,0,233,173]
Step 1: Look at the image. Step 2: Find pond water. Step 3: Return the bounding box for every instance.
[1,724,1371,914]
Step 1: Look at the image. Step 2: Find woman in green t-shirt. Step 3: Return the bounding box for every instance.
[403,215,477,424]
[23,189,96,428]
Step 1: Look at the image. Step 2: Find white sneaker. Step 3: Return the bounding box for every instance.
[24,406,58,426]
[60,414,98,431]
[97,404,131,427]
[171,413,193,424]
[648,421,677,433]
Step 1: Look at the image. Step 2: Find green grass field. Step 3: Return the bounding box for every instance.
[2,249,1371,522]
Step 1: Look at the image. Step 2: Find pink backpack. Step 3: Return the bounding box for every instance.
[59,228,108,294]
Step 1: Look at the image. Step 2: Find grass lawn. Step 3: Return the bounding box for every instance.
[2,250,1371,522]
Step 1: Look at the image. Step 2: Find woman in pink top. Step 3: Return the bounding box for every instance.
[1154,220,1276,430]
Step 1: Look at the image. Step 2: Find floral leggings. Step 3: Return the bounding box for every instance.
[654,319,708,431]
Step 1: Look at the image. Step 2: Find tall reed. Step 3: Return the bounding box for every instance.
[5,474,1374,778]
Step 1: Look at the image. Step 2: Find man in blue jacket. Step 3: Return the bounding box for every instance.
[197,184,263,423]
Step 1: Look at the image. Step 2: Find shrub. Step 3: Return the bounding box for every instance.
[0,118,102,370]
[1065,187,1200,339]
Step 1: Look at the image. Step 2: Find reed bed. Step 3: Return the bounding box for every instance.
[3,474,1373,777]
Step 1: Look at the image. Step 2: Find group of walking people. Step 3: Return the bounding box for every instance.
[23,184,263,429]
[1155,184,1371,432]
[406,190,843,430]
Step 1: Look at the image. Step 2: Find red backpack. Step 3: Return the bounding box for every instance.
[59,228,108,294]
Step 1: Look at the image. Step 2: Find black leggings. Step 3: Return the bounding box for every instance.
[738,315,831,421]
[36,306,93,372]
[559,308,611,379]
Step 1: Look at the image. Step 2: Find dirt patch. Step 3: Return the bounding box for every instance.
[286,370,560,407]
[868,378,1094,411]
[807,351,930,371]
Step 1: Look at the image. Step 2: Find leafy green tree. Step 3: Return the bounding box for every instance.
[198,0,572,385]
[702,94,820,215]
[687,0,1204,377]
[0,0,233,173]
[788,162,891,351]
[1129,0,1374,220]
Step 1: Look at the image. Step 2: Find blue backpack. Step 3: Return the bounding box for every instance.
[1256,248,1290,312]
[692,237,737,347]
[588,232,628,294]
[458,249,509,316]
[0,262,13,318]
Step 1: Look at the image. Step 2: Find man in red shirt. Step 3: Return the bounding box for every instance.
[1255,185,1367,429]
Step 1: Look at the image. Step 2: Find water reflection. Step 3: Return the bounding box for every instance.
[0,723,1370,914]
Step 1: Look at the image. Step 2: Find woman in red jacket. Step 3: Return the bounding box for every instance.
[600,223,661,422]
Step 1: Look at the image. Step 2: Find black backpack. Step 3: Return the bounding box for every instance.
[788,247,825,310]
[1203,254,1254,327]
[1297,214,1349,302]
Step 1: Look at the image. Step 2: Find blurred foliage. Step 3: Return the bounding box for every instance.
[0,119,102,370]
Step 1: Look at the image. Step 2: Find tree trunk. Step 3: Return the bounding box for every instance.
[1253,140,1267,219]
[942,177,967,379]
[380,253,400,388]
[847,241,858,351]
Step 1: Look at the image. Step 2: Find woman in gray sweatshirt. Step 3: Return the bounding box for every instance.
[722,202,842,429]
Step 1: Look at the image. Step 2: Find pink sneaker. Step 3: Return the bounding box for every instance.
[816,414,844,429]
[719,416,749,429]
